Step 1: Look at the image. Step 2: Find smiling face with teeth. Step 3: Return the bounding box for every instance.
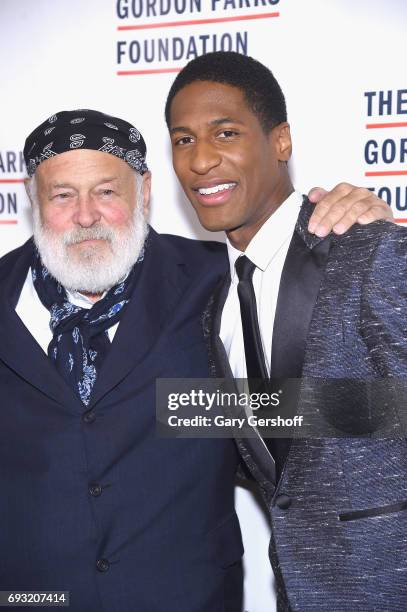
[169,80,294,250]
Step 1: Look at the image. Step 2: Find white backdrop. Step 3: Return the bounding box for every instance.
[1,1,406,610]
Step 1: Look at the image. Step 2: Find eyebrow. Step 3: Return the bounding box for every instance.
[50,177,118,189]
[211,117,243,126]
[95,177,118,185]
[170,117,244,135]
[50,183,74,190]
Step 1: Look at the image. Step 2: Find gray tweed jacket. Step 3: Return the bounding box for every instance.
[203,198,407,611]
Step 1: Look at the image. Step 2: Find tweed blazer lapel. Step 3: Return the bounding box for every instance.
[266,198,333,478]
[271,197,332,379]
[202,272,277,499]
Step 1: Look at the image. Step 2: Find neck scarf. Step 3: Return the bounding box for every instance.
[32,251,142,405]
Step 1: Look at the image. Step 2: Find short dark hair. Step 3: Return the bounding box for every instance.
[165,51,287,133]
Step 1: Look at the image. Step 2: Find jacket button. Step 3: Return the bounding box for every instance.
[89,483,102,497]
[96,558,110,573]
[82,410,96,424]
[275,494,292,510]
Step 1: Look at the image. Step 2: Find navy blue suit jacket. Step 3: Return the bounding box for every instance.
[0,229,243,612]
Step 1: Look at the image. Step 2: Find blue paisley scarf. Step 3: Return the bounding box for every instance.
[32,251,142,406]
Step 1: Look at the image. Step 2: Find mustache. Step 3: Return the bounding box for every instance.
[62,224,114,246]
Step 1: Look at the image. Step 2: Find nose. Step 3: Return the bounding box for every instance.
[72,193,101,227]
[190,140,222,175]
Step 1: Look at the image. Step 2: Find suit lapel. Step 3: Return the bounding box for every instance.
[204,271,277,497]
[89,229,191,407]
[267,198,332,479]
[271,198,332,379]
[0,241,81,410]
[203,273,233,380]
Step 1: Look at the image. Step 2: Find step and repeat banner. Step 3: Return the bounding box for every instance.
[0,1,405,610]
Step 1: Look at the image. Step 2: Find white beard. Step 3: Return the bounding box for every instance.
[32,198,148,295]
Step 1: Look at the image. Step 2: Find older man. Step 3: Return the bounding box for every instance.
[0,108,390,612]
[0,110,241,612]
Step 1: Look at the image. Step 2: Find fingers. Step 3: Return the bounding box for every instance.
[307,182,393,237]
[308,182,356,235]
[307,187,328,203]
[357,204,394,225]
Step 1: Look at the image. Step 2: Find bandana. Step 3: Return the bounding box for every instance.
[31,249,144,406]
[23,109,148,177]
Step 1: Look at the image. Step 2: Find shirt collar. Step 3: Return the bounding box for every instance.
[66,288,104,309]
[226,190,303,281]
[65,271,129,309]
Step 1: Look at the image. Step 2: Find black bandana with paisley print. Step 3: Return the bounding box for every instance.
[23,109,148,177]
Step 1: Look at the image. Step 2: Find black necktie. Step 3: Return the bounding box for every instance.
[235,255,268,385]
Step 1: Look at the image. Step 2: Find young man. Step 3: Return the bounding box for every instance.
[165,52,407,611]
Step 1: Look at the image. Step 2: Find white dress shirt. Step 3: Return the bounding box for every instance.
[15,271,118,353]
[220,191,303,379]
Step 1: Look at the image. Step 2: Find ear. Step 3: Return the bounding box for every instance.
[271,122,292,162]
[24,176,35,208]
[142,171,152,216]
